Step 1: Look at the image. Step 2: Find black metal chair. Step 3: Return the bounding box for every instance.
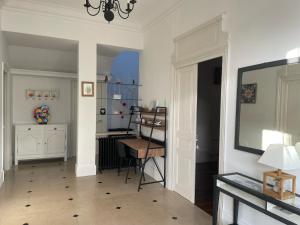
[117,142,136,180]
[117,142,145,183]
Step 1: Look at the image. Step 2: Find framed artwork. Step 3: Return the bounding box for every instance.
[81,81,94,97]
[241,83,257,104]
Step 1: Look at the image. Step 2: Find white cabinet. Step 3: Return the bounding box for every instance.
[15,124,67,165]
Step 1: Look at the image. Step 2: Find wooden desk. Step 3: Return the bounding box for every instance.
[119,138,165,159]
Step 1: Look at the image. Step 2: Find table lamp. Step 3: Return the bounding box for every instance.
[258,144,300,200]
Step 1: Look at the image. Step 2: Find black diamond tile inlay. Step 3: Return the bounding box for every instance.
[29,180,33,183]
[98,181,102,184]
[172,217,178,220]
[153,200,158,202]
[68,198,73,201]
[128,178,132,180]
[65,186,69,189]
[116,207,121,209]
[62,177,67,179]
[106,192,111,195]
[31,166,36,168]
[73,214,79,218]
[23,223,29,225]
[27,191,32,193]
[25,204,31,207]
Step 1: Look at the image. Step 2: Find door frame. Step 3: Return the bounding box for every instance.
[168,15,228,220]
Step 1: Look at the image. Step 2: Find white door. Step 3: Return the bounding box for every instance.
[45,131,66,155]
[0,62,4,178]
[174,64,198,202]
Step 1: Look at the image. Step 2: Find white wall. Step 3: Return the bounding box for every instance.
[8,45,77,73]
[12,76,72,124]
[0,13,8,187]
[12,75,74,156]
[140,0,300,225]
[97,55,113,75]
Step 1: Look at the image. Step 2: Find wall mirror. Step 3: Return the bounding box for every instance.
[235,58,300,155]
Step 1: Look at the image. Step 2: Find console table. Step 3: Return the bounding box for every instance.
[213,173,300,225]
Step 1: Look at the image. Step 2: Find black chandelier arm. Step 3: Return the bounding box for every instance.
[86,0,105,10]
[114,0,134,19]
[113,0,128,15]
[86,6,102,16]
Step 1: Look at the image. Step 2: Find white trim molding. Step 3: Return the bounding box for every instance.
[170,13,229,221]
[0,169,4,187]
[75,163,96,177]
[9,68,77,79]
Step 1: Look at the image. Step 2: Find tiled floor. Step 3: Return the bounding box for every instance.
[0,159,211,225]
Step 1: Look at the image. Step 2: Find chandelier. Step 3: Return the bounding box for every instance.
[84,0,137,23]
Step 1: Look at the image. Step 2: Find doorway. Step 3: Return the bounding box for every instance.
[194,57,222,214]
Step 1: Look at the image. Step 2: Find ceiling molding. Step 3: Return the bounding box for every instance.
[3,0,184,33]
[142,0,183,32]
[10,68,77,79]
[2,1,143,33]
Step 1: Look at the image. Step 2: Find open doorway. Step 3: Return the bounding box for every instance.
[2,32,78,171]
[195,57,222,214]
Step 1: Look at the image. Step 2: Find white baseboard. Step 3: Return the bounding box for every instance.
[75,163,96,177]
[0,170,4,188]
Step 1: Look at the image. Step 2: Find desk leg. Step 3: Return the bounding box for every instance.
[98,139,103,174]
[212,178,220,225]
[230,199,239,225]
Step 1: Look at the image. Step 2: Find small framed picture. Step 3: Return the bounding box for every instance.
[241,83,257,104]
[81,81,94,97]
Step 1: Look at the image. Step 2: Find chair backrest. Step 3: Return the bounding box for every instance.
[118,142,127,158]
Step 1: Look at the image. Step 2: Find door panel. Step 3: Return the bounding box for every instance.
[174,64,198,202]
[0,62,3,173]
[17,133,42,156]
[45,131,65,155]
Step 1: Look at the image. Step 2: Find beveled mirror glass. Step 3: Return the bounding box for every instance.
[235,58,300,154]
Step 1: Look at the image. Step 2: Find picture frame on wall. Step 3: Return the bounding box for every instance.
[81,81,94,97]
[241,83,257,104]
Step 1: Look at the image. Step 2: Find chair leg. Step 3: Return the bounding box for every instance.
[118,158,122,176]
[125,159,132,184]
[134,159,137,174]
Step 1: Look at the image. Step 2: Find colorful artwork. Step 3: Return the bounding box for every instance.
[241,83,257,104]
[33,105,50,124]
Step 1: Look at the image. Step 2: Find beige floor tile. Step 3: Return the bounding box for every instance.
[0,159,211,225]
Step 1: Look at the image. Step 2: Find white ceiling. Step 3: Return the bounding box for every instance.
[4,32,78,51]
[3,0,182,27]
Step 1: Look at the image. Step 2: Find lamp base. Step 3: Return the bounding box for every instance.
[263,170,296,200]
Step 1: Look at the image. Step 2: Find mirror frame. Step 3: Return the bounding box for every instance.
[235,58,294,155]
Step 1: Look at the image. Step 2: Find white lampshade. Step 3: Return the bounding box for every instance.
[258,144,300,171]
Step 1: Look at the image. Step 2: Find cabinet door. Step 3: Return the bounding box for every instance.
[17,132,42,156]
[45,131,66,155]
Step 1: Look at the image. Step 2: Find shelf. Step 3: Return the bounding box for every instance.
[139,123,165,131]
[97,98,142,101]
[140,112,166,116]
[97,81,142,87]
[96,114,133,116]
